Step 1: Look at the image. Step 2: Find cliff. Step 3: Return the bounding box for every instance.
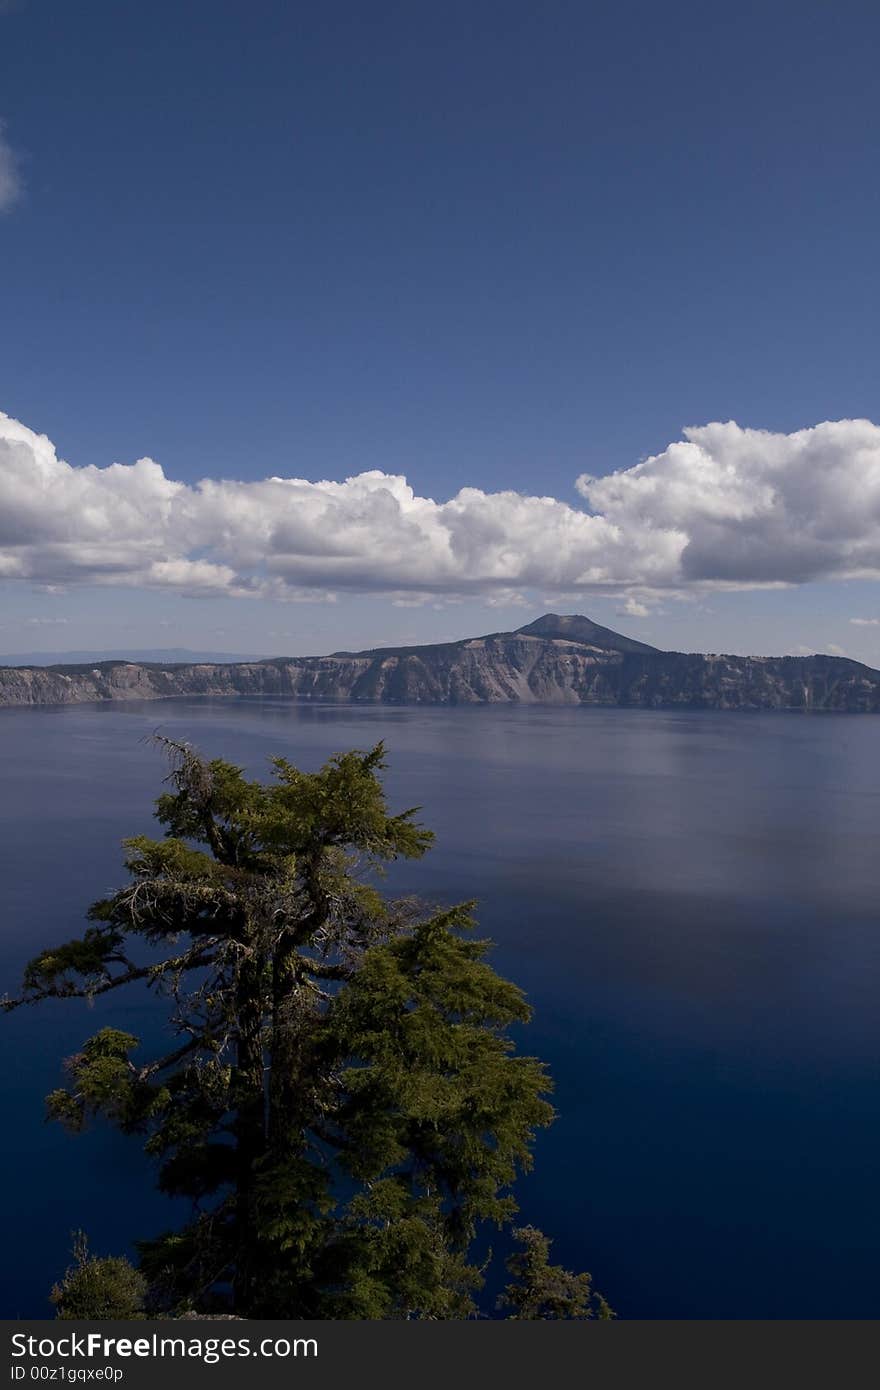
[2,613,879,712]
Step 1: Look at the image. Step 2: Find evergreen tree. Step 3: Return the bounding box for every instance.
[500,1226,614,1320]
[51,1233,146,1320]
[6,739,605,1318]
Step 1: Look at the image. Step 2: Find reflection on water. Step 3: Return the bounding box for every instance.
[1,700,879,1316]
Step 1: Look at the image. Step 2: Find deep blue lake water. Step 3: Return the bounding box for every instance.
[1,698,879,1318]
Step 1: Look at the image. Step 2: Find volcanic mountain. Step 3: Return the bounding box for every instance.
[1,614,878,711]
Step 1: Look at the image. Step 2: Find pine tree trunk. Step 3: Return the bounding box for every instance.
[232,946,266,1314]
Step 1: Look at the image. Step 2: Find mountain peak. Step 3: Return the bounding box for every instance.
[515,613,661,655]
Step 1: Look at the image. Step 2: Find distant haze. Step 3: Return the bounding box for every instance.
[0,648,266,668]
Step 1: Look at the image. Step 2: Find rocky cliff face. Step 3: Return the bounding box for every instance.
[2,614,879,712]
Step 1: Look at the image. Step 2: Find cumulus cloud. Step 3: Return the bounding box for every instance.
[850,617,880,627]
[0,121,22,212]
[577,420,880,586]
[3,412,880,604]
[616,596,651,618]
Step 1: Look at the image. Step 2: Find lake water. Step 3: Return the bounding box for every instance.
[1,699,879,1318]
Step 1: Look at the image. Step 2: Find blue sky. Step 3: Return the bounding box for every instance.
[2,0,880,661]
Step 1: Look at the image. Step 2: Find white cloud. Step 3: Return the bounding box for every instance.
[4,412,880,604]
[0,121,22,212]
[617,596,650,618]
[577,419,880,586]
[850,617,880,627]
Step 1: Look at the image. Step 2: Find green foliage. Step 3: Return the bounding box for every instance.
[51,1233,146,1320]
[500,1226,615,1320]
[9,737,610,1319]
[327,908,554,1251]
[46,1029,146,1133]
[19,927,126,1000]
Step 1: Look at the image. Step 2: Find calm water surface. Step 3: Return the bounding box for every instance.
[1,699,878,1317]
